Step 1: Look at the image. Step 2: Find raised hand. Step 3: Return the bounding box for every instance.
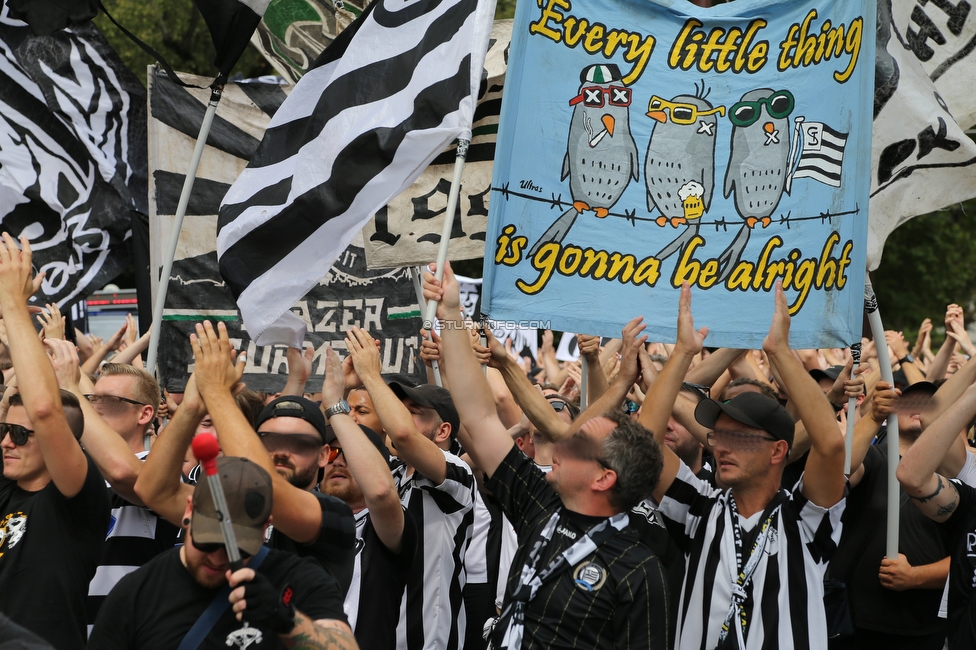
[616,317,648,387]
[345,327,383,383]
[676,283,708,357]
[36,303,65,340]
[191,321,245,401]
[762,281,790,356]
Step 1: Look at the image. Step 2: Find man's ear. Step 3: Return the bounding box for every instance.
[138,404,155,427]
[318,444,330,469]
[771,441,790,465]
[434,422,452,445]
[592,468,617,495]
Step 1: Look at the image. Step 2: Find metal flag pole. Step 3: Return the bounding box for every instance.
[843,341,862,474]
[191,433,245,571]
[422,139,470,386]
[863,275,900,558]
[146,84,224,374]
[411,266,442,386]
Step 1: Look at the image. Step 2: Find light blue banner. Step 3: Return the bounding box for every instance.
[482,0,875,348]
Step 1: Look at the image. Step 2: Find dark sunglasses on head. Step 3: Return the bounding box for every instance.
[191,538,252,559]
[547,398,579,418]
[0,422,33,446]
[622,400,639,414]
[85,394,146,407]
[683,382,711,399]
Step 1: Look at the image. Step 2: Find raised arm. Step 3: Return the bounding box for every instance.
[578,334,610,402]
[282,344,314,398]
[45,338,144,503]
[897,383,976,522]
[0,235,88,497]
[422,262,513,477]
[134,374,203,526]
[485,328,568,442]
[81,320,127,375]
[763,283,845,508]
[684,347,744,389]
[193,321,326,544]
[643,285,707,504]
[346,326,449,484]
[322,347,404,552]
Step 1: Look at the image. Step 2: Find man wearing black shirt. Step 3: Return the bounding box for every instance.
[319,347,417,650]
[89,457,356,649]
[136,338,356,594]
[0,235,111,650]
[424,262,669,650]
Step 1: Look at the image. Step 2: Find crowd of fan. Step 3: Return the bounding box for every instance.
[2,236,976,650]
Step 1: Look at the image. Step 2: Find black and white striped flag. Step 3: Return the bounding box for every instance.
[787,120,848,190]
[0,2,146,309]
[217,0,495,346]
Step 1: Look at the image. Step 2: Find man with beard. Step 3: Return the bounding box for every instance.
[135,324,356,594]
[89,457,357,649]
[318,347,417,650]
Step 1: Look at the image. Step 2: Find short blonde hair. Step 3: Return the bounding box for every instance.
[98,363,160,418]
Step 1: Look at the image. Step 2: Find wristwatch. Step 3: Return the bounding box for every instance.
[324,399,351,419]
[899,354,916,365]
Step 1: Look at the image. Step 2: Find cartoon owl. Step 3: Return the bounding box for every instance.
[644,86,724,261]
[529,64,639,257]
[718,88,795,280]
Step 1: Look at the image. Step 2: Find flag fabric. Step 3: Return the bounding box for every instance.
[0,2,146,309]
[483,0,875,350]
[867,0,976,270]
[148,69,426,390]
[787,120,848,190]
[194,0,272,79]
[217,0,496,347]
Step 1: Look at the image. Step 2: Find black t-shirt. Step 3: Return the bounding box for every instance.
[266,490,356,595]
[87,546,347,649]
[942,480,976,649]
[487,447,670,650]
[350,512,418,650]
[0,613,54,649]
[829,442,949,635]
[0,453,110,650]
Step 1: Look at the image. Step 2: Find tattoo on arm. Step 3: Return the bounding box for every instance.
[282,612,357,650]
[936,501,958,517]
[910,476,945,503]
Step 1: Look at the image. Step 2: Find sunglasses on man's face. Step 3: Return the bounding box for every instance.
[85,394,146,409]
[0,422,34,446]
[190,538,252,559]
[326,447,344,464]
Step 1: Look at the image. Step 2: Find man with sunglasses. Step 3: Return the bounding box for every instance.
[641,283,846,650]
[89,456,357,649]
[0,235,111,650]
[135,323,356,597]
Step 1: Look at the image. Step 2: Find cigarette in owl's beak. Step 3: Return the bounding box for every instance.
[601,114,615,137]
[589,115,615,148]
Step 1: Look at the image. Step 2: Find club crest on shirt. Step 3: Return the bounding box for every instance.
[631,502,666,528]
[225,624,263,649]
[0,512,27,554]
[573,561,607,592]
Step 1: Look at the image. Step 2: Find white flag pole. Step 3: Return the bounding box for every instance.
[411,266,442,386]
[580,361,588,409]
[863,275,899,558]
[422,139,470,386]
[146,85,223,374]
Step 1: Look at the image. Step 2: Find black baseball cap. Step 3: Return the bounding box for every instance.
[388,382,460,438]
[695,392,796,449]
[256,396,329,444]
[810,365,845,383]
[324,424,390,460]
[192,457,273,557]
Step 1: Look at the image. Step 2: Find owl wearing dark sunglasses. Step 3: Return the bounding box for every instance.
[529,64,639,257]
[718,88,795,282]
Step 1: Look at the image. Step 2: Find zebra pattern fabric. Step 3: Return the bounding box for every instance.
[216,0,495,346]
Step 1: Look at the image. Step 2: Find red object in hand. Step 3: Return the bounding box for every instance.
[192,433,221,476]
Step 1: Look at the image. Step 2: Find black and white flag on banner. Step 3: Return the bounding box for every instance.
[217,0,496,348]
[868,0,976,269]
[0,3,146,309]
[149,70,425,391]
[786,120,848,190]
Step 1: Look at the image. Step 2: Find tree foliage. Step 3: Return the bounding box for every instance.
[872,198,976,337]
[93,0,271,86]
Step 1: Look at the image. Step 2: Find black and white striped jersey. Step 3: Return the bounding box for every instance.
[392,450,477,650]
[651,462,845,650]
